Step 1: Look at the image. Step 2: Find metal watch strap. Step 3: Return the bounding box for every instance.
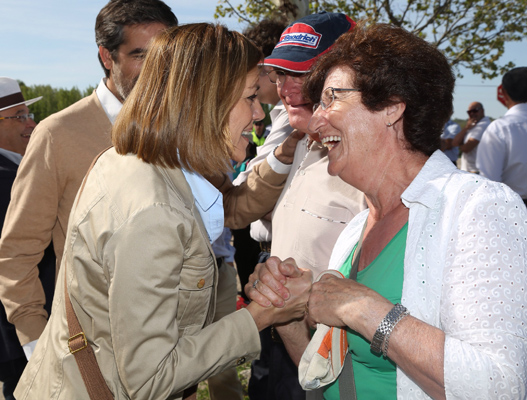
[370,303,409,354]
[382,307,410,356]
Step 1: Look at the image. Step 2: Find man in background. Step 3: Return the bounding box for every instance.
[477,67,527,204]
[252,120,267,146]
[0,0,177,361]
[452,101,491,173]
[440,118,461,165]
[243,12,366,400]
[0,78,54,400]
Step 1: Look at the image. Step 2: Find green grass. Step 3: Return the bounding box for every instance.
[197,362,251,400]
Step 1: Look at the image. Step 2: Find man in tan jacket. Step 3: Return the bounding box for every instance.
[0,0,178,359]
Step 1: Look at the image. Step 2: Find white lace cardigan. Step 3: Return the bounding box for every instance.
[327,150,527,399]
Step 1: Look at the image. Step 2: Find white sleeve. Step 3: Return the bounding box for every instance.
[249,219,273,243]
[442,182,527,398]
[233,109,294,186]
[476,122,505,182]
[468,118,490,142]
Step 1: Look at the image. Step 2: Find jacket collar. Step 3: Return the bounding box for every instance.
[159,166,195,211]
[401,150,457,209]
[158,166,216,253]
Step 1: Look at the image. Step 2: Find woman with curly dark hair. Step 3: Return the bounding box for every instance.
[248,23,527,399]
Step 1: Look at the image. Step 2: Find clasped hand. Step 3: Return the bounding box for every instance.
[245,257,311,326]
[246,257,392,335]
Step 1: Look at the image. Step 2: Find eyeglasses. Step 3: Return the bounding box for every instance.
[267,69,305,86]
[0,113,35,123]
[254,121,264,126]
[467,107,480,114]
[313,87,360,112]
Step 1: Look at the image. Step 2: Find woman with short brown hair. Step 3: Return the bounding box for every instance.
[15,23,311,400]
[114,24,262,175]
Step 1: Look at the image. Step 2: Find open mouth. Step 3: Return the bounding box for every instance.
[321,136,341,150]
[290,103,311,110]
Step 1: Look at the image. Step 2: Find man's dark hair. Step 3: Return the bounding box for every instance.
[95,0,178,77]
[243,18,288,57]
[503,67,527,103]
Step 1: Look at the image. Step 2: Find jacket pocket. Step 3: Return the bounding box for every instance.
[176,255,215,336]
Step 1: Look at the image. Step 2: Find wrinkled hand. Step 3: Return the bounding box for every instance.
[273,130,305,165]
[307,274,392,336]
[271,266,313,325]
[245,257,313,329]
[246,256,305,308]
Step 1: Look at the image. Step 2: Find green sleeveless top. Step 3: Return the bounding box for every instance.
[323,222,407,399]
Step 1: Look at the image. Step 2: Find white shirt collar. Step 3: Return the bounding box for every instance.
[95,78,123,124]
[506,102,527,116]
[181,169,224,244]
[401,150,457,209]
[0,148,23,165]
[270,100,285,119]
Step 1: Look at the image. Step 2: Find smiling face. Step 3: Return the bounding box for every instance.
[309,66,388,187]
[276,70,319,138]
[101,22,167,102]
[0,104,36,155]
[228,67,265,163]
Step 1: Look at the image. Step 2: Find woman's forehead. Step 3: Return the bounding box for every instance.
[324,66,354,87]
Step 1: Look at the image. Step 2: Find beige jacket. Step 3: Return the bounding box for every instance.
[15,149,263,399]
[0,92,113,345]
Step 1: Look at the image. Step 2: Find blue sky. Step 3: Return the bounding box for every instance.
[1,0,526,120]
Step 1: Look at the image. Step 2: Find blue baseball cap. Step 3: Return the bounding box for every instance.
[263,12,356,73]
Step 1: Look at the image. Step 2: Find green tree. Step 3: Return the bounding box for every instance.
[18,82,95,123]
[216,0,527,79]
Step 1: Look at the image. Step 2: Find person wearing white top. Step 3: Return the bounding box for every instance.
[452,101,491,173]
[440,119,460,163]
[324,151,527,399]
[477,67,527,203]
[248,24,527,400]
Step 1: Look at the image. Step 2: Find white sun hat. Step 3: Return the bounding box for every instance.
[0,77,42,112]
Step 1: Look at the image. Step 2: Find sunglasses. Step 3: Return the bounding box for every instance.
[467,107,481,114]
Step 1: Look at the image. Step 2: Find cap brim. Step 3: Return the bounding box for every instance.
[262,58,312,74]
[0,96,42,112]
[263,43,335,73]
[263,46,316,73]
